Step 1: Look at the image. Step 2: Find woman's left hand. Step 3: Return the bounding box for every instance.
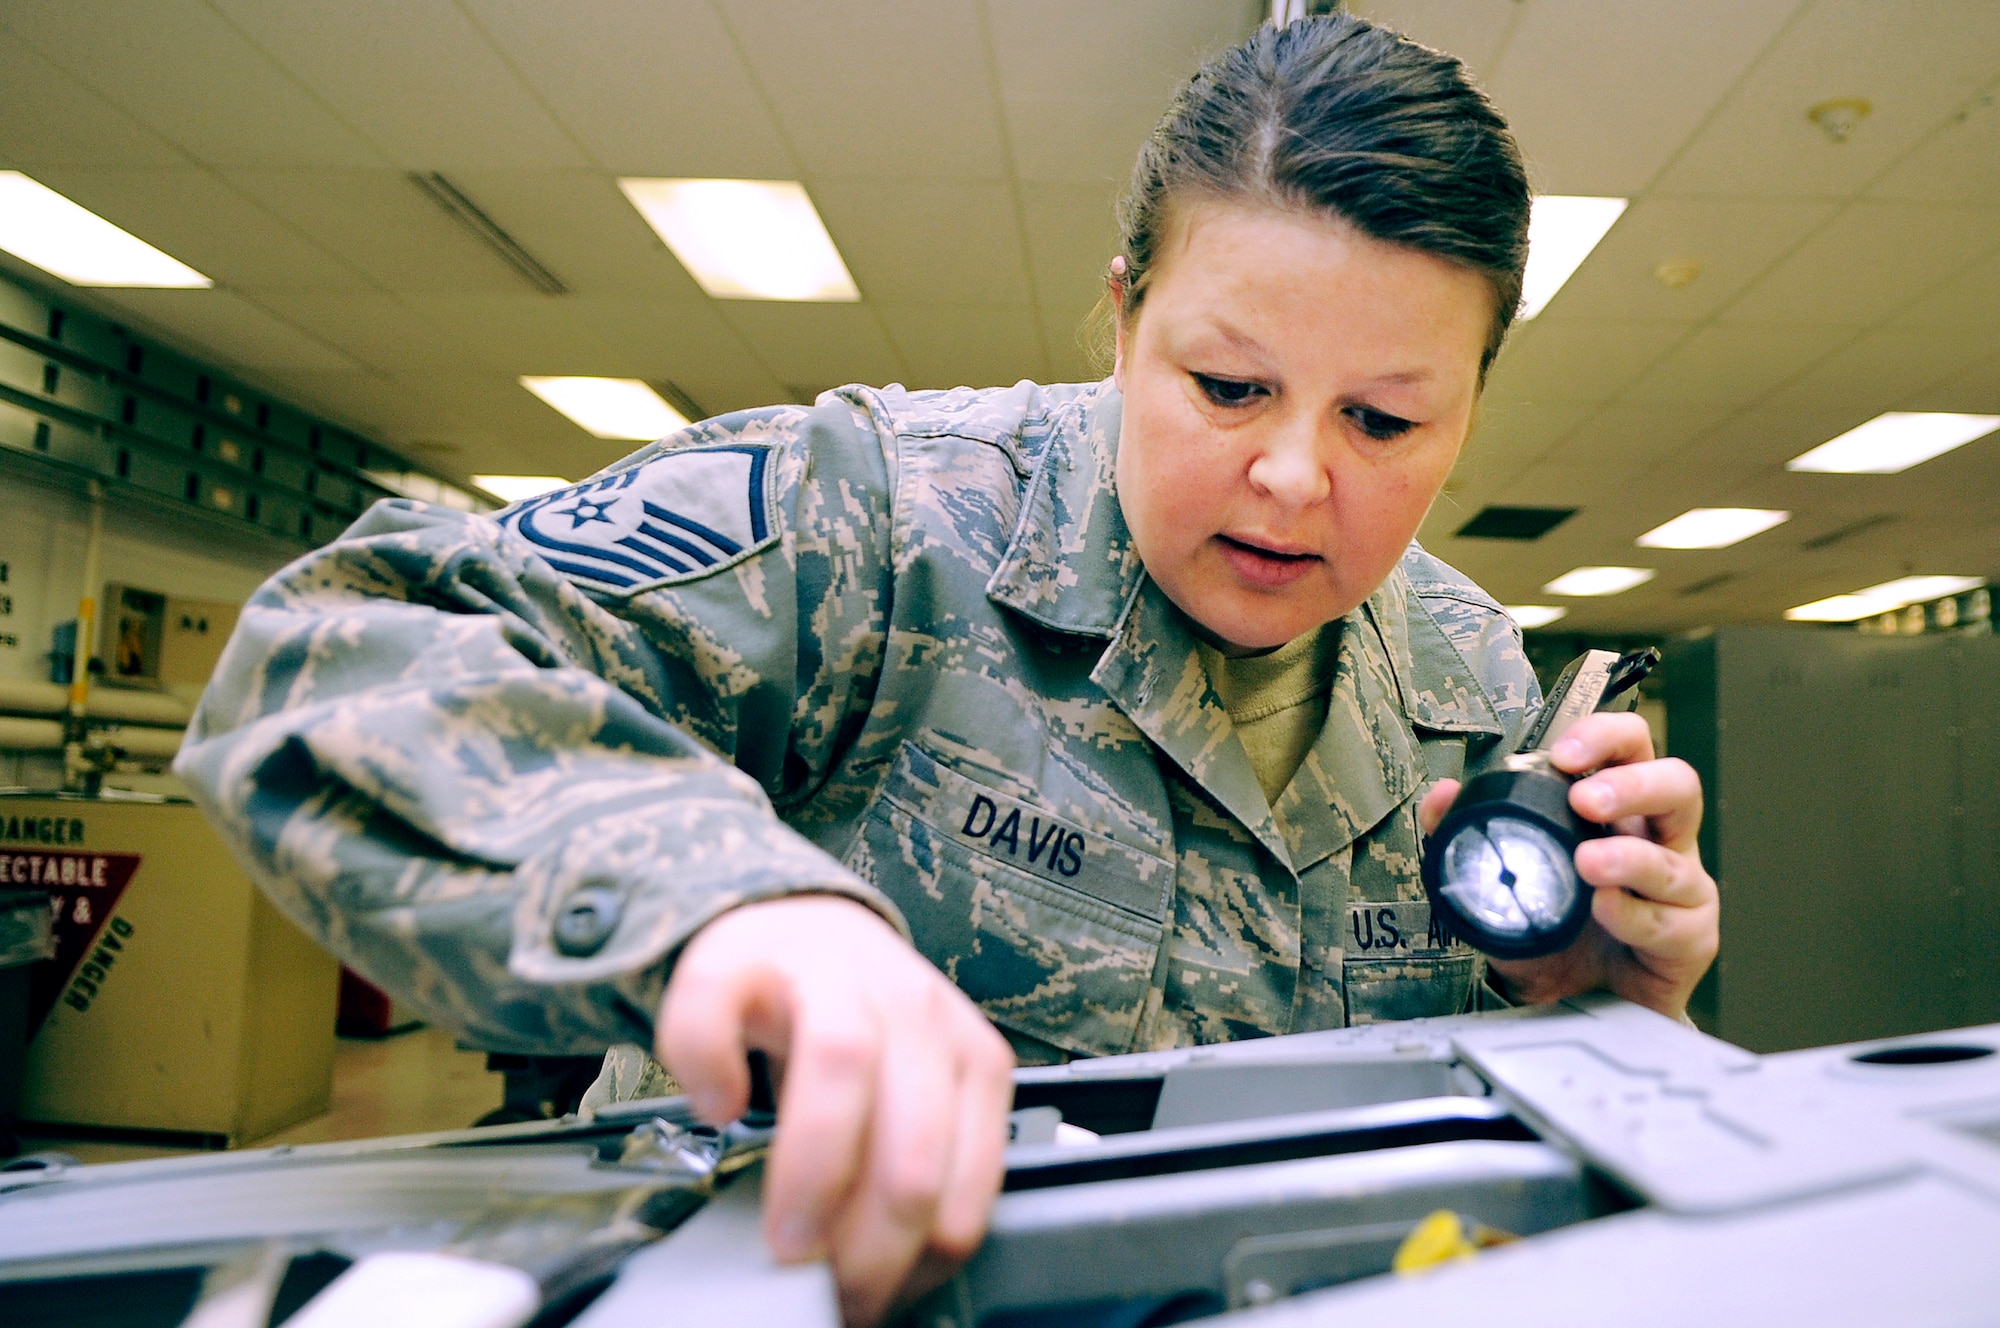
[1417,712,1719,1021]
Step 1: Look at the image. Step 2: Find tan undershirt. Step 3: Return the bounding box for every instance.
[1196,623,1340,806]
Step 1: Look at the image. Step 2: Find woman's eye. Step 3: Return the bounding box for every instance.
[1345,405,1416,441]
[1192,373,1264,407]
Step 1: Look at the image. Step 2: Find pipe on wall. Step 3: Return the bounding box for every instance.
[0,717,66,752]
[0,679,192,728]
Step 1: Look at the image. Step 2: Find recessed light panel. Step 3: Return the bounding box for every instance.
[1544,566,1656,597]
[1787,412,2000,474]
[619,178,860,302]
[0,171,211,288]
[474,475,571,503]
[1785,576,1985,623]
[1637,508,1790,549]
[520,377,690,441]
[1517,196,1628,320]
[1503,605,1569,629]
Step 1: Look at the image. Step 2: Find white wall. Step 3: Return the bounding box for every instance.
[0,468,290,685]
[0,465,294,787]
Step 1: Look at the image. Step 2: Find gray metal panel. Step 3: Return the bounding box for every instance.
[1230,1174,2000,1328]
[570,1163,838,1328]
[1951,636,2000,1028]
[1665,627,2000,1052]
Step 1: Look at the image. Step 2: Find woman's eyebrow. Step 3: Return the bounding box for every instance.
[1186,316,1276,366]
[1362,367,1436,386]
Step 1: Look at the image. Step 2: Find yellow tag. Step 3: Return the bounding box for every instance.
[1392,1209,1478,1274]
[1391,1209,1518,1276]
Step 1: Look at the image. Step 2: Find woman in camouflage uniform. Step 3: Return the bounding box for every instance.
[178,13,1716,1322]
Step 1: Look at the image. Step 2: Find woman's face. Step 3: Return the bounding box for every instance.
[1114,201,1492,652]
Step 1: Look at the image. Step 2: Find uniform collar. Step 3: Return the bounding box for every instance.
[984,381,1145,636]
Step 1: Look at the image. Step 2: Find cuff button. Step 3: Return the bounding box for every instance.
[553,886,622,957]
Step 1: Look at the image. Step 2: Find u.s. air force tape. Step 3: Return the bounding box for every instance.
[1345,899,1463,957]
[496,443,779,594]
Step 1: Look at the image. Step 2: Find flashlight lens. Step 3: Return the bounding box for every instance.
[1439,815,1578,939]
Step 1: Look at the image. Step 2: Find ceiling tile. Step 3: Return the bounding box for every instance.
[1481,319,1693,409]
[989,0,1258,184]
[208,0,590,170]
[241,290,458,374]
[1018,182,1122,355]
[1558,399,1741,472]
[1483,0,1803,195]
[1890,249,2000,333]
[1654,0,2000,198]
[1537,198,1837,323]
[1,0,384,167]
[876,303,1049,391]
[1752,325,1995,419]
[399,294,627,375]
[0,31,184,168]
[1909,353,2000,413]
[1719,201,2000,325]
[717,0,1006,180]
[87,287,364,373]
[1869,83,2000,205]
[987,1,1258,103]
[431,172,708,299]
[810,180,1033,305]
[1660,403,1862,495]
[1621,321,1856,413]
[1004,97,1163,187]
[24,166,362,290]
[225,169,539,294]
[557,296,791,418]
[460,0,796,177]
[1439,399,1598,510]
[1347,2,1525,81]
[713,302,907,395]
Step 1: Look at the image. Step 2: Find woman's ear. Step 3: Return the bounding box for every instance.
[1110,256,1130,387]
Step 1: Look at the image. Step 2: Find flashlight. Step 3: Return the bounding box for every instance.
[1420,647,1660,961]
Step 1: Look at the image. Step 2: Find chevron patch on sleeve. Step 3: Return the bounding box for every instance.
[494,443,778,595]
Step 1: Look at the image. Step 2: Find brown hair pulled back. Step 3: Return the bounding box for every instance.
[1111,13,1530,376]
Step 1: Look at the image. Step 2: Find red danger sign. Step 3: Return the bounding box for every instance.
[9,850,143,1036]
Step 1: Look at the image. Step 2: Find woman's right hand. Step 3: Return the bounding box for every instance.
[657,895,1016,1326]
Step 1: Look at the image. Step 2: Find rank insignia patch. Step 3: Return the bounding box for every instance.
[495,443,777,594]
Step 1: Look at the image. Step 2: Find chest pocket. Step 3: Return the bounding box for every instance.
[1340,898,1478,1025]
[846,742,1173,1058]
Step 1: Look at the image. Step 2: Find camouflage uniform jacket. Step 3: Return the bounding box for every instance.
[175,380,1539,1062]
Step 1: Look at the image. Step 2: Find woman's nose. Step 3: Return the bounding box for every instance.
[1245,424,1333,508]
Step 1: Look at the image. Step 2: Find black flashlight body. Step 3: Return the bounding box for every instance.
[1419,647,1660,963]
[1420,755,1603,961]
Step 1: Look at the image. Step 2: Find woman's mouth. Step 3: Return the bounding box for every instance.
[1216,533,1322,589]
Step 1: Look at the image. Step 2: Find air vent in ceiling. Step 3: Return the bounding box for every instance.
[1454,506,1577,541]
[1799,513,1898,551]
[409,172,568,296]
[1681,573,1738,596]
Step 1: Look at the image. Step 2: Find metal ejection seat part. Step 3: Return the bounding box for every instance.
[5,1000,2000,1325]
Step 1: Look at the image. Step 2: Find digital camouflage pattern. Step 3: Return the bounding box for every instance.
[176,380,1540,1062]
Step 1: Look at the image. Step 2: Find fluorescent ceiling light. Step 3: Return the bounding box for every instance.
[1785,575,1985,623]
[1786,412,2000,474]
[1517,195,1627,320]
[474,474,571,503]
[1503,605,1569,629]
[0,171,211,288]
[619,178,859,302]
[1637,508,1791,550]
[1544,566,1656,597]
[520,377,689,441]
